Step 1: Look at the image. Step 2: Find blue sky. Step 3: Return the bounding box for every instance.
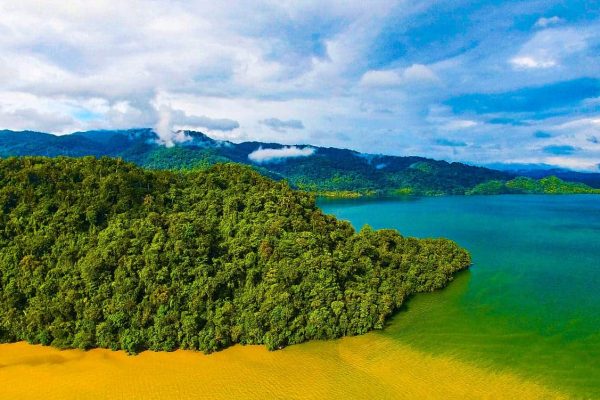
[0,0,599,170]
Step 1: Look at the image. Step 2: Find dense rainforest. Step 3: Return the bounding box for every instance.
[3,128,597,196]
[0,157,470,354]
[467,176,600,195]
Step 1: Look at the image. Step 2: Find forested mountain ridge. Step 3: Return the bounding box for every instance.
[1,129,598,195]
[0,129,509,195]
[0,156,470,353]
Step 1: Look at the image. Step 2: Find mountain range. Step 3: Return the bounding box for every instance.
[1,128,599,196]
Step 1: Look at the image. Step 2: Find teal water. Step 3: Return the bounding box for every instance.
[319,195,600,398]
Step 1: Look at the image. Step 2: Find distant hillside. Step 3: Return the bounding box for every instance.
[485,163,600,189]
[467,176,600,195]
[1,129,598,195]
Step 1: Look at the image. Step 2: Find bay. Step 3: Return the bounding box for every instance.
[319,194,600,398]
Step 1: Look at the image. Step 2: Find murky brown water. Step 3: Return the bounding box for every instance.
[0,334,564,400]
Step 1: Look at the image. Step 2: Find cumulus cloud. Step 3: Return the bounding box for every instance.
[260,118,304,132]
[248,146,315,163]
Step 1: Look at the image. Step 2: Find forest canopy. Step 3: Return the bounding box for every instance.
[466,176,600,195]
[0,157,470,353]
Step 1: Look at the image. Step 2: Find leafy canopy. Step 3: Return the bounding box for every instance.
[0,157,470,353]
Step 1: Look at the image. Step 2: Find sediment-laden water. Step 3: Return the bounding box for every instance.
[320,194,600,399]
[1,195,597,399]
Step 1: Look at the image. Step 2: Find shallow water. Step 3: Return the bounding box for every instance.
[319,194,600,398]
[0,338,564,400]
[0,195,596,399]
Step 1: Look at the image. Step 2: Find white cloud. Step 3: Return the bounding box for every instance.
[403,64,440,82]
[260,118,304,132]
[426,106,479,132]
[359,64,440,87]
[248,146,316,163]
[534,16,563,29]
[151,101,240,146]
[510,56,556,69]
[555,117,600,130]
[0,0,401,136]
[153,105,191,147]
[548,117,600,151]
[441,119,478,131]
[360,70,403,87]
[0,106,75,133]
[509,27,589,70]
[542,156,598,171]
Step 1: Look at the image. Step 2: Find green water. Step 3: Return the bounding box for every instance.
[319,195,600,399]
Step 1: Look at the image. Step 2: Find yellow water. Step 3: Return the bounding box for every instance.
[0,333,566,400]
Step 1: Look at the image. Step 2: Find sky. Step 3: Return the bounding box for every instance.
[0,1,599,170]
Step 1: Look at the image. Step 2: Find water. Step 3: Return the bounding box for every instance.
[319,195,600,398]
[1,195,590,399]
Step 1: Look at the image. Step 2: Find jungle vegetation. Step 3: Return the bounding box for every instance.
[467,176,600,195]
[0,156,470,354]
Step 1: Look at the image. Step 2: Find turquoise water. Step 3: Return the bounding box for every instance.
[319,195,600,398]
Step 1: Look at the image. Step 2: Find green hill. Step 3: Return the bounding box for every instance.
[0,157,470,353]
[467,176,600,195]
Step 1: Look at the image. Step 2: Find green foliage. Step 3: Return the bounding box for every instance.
[467,176,600,195]
[313,190,376,198]
[409,161,434,174]
[508,176,600,194]
[131,147,230,171]
[0,156,470,354]
[392,188,414,196]
[267,156,510,196]
[466,180,511,195]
